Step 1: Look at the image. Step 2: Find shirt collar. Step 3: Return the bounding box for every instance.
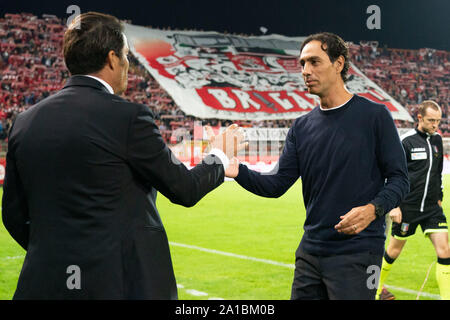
[83,75,114,94]
[320,95,354,111]
[415,127,434,138]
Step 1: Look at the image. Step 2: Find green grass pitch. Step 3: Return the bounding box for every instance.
[1,176,448,300]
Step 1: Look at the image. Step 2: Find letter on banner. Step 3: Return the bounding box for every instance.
[231,90,261,110]
[208,89,236,109]
[268,93,293,110]
[287,92,315,110]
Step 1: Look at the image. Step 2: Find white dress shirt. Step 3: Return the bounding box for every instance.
[83,75,115,94]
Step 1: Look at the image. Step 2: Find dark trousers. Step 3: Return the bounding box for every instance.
[291,248,383,300]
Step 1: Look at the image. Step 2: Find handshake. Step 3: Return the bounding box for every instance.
[204,124,246,178]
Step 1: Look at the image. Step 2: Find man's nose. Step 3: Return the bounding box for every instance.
[302,63,311,76]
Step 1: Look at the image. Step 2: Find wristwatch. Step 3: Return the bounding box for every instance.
[369,201,385,218]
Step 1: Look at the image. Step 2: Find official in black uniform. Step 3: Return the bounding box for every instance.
[376,100,450,300]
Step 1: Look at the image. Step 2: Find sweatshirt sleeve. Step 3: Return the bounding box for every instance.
[235,124,300,198]
[370,106,410,213]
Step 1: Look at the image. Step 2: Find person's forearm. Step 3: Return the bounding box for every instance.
[235,163,297,198]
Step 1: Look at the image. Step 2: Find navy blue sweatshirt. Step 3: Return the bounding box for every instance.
[235,95,409,256]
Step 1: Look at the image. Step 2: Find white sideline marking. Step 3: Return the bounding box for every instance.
[185,289,208,296]
[170,241,295,269]
[177,283,224,300]
[170,242,441,300]
[385,285,440,300]
[0,255,226,299]
[0,255,24,260]
[1,248,441,299]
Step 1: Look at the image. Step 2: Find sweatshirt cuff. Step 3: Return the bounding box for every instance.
[208,148,229,170]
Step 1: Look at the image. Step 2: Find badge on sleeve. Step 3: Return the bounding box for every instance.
[411,152,427,160]
[400,223,409,236]
[433,145,439,157]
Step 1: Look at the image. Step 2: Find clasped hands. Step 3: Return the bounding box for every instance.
[205,124,245,178]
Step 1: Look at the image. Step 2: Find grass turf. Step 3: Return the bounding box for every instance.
[0,177,448,300]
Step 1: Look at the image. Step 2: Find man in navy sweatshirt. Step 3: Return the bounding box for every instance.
[225,32,409,299]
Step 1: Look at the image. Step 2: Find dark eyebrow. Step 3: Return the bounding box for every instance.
[299,56,321,64]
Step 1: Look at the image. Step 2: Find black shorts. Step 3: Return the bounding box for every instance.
[290,248,382,300]
[391,205,448,239]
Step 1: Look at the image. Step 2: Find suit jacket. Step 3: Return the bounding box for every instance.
[2,75,225,299]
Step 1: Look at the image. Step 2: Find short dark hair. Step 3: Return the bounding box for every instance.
[63,12,125,75]
[300,32,350,82]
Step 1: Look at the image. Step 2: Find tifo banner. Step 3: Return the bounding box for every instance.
[125,24,414,122]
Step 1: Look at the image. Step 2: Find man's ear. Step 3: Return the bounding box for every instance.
[334,55,345,74]
[106,50,117,70]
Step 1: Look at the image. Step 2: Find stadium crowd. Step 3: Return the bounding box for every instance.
[0,13,449,143]
[350,42,449,132]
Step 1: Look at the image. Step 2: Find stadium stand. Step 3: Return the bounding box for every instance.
[0,12,449,144]
[349,42,449,134]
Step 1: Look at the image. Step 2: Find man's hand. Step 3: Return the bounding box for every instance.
[225,157,240,178]
[438,200,442,207]
[206,124,246,159]
[334,203,377,235]
[388,207,402,224]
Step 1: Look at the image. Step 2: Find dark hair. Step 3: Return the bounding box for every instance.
[63,12,125,75]
[300,32,350,82]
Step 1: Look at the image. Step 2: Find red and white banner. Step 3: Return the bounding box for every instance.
[125,24,413,122]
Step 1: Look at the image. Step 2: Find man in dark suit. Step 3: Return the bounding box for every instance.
[2,12,244,299]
